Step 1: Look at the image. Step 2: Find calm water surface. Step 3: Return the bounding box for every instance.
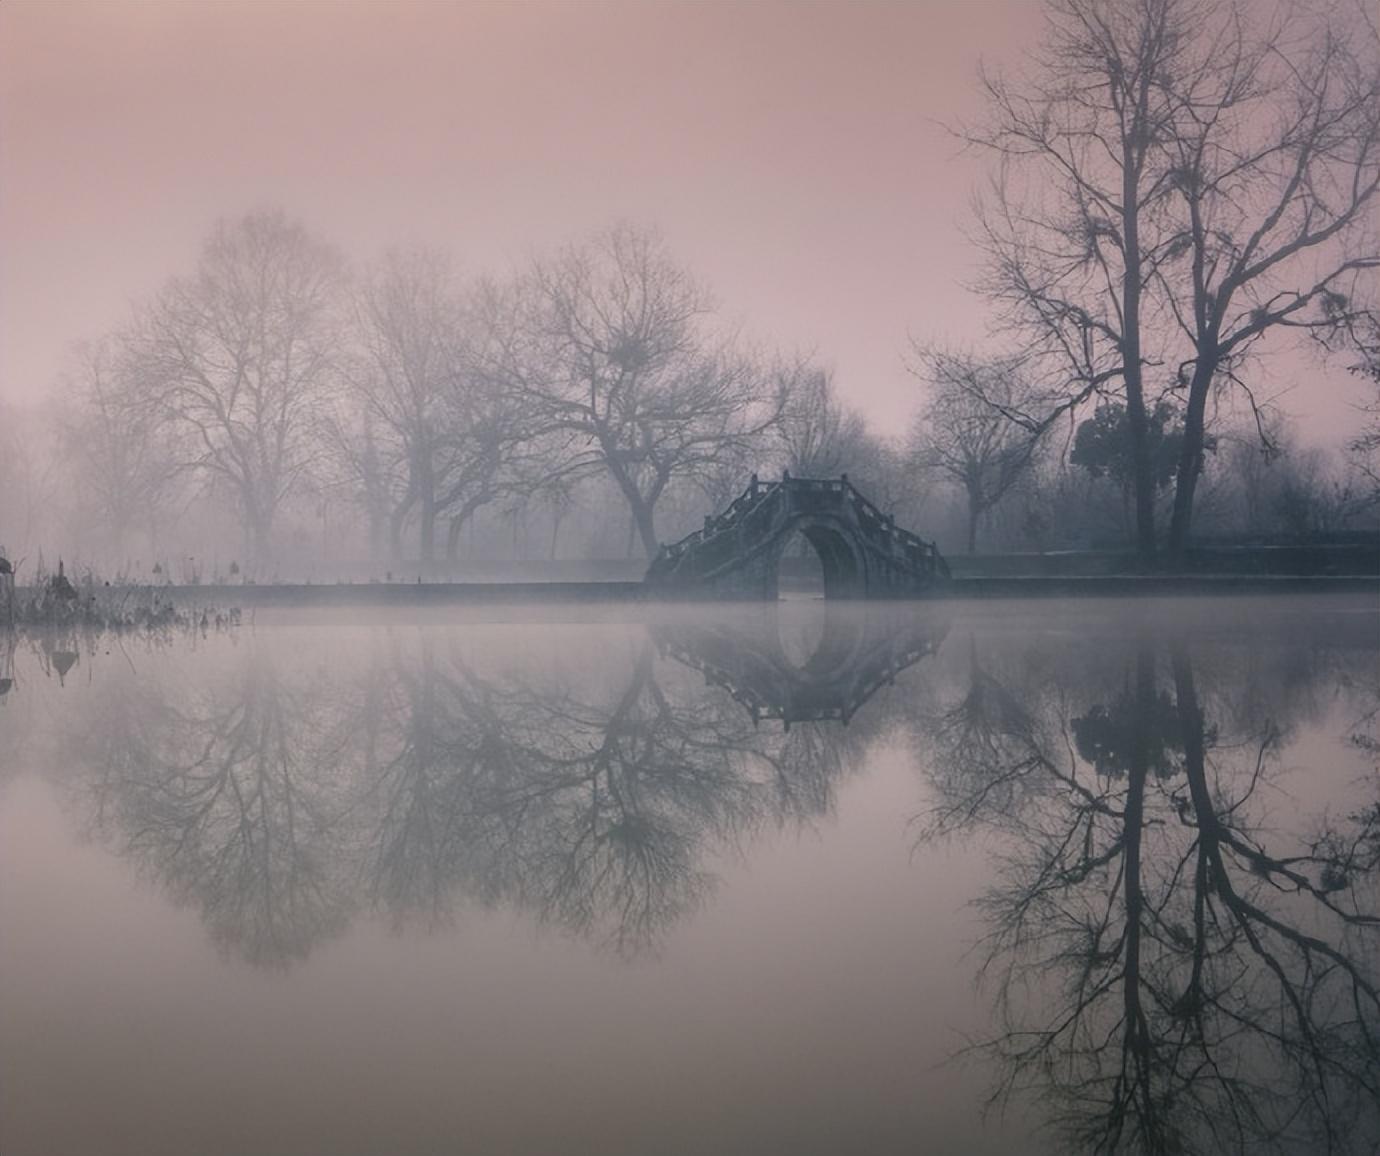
[1,596,1376,1155]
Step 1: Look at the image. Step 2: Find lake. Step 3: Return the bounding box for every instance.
[1,595,1377,1155]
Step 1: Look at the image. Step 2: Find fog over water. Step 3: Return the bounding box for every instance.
[2,1,1378,1151]
[2,597,1376,1154]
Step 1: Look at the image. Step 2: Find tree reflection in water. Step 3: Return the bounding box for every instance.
[354,636,770,953]
[914,616,1379,1154]
[64,605,946,961]
[38,601,1378,1150]
[75,650,355,966]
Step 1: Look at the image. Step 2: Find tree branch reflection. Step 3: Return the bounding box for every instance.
[915,629,1379,1153]
[76,652,353,967]
[68,607,944,963]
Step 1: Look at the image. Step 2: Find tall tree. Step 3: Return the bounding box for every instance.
[339,250,536,563]
[495,224,787,559]
[346,248,461,562]
[1155,5,1380,552]
[964,0,1380,559]
[129,210,345,566]
[965,0,1187,559]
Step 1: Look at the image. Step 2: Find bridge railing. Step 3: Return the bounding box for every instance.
[656,478,784,562]
[649,474,949,581]
[839,477,947,577]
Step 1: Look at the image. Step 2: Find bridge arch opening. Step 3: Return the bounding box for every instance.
[776,521,864,601]
[777,528,825,599]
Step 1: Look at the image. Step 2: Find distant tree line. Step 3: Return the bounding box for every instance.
[17,217,867,574]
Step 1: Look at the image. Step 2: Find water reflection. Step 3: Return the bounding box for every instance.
[8,601,1376,1152]
[78,650,353,965]
[62,606,948,962]
[913,617,1379,1154]
[653,602,943,726]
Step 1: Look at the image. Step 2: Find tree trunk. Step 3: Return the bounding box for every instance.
[445,493,494,563]
[1126,385,1156,563]
[966,498,980,555]
[603,461,662,560]
[601,446,665,561]
[389,505,409,561]
[549,506,565,561]
[1121,144,1156,564]
[241,487,272,569]
[1167,358,1216,559]
[367,508,386,561]
[611,474,660,558]
[251,518,272,569]
[414,450,437,563]
[419,502,435,563]
[418,480,436,564]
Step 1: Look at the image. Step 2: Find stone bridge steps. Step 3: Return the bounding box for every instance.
[644,475,948,600]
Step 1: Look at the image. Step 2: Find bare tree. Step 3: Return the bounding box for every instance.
[494,224,787,559]
[437,282,552,562]
[345,248,461,562]
[1155,4,1380,553]
[964,0,1380,559]
[58,338,181,563]
[911,351,1040,552]
[127,210,345,567]
[337,250,535,564]
[775,365,870,477]
[963,0,1189,559]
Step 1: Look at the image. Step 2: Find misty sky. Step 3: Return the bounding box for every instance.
[0,0,1363,441]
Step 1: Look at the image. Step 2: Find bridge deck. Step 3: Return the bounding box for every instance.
[644,475,948,600]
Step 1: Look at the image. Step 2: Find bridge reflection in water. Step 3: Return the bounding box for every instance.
[655,602,949,727]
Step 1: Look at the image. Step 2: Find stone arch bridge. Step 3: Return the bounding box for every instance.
[644,475,948,599]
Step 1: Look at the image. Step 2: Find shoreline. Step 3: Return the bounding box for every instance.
[18,573,1370,607]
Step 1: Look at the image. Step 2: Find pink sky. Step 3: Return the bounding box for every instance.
[0,0,1363,441]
